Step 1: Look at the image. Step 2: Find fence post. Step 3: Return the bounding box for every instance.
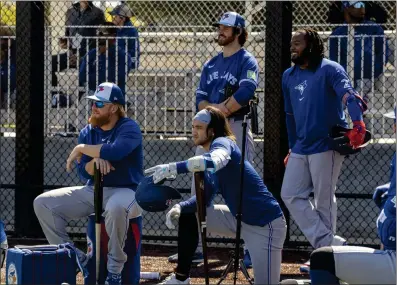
[14,1,45,238]
[263,1,292,239]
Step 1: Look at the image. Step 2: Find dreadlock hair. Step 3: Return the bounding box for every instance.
[205,106,236,142]
[297,28,324,70]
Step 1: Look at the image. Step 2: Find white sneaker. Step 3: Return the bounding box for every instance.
[159,274,190,284]
[331,235,347,246]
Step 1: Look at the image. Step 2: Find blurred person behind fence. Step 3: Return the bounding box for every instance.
[79,22,132,97]
[109,3,140,69]
[52,1,105,88]
[329,1,389,105]
[0,28,16,109]
[75,22,132,132]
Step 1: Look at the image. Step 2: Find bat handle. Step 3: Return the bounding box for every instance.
[95,224,101,284]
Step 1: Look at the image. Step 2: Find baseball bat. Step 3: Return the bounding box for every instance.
[94,163,103,285]
[194,172,209,285]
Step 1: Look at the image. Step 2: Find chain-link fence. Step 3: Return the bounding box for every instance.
[0,1,396,249]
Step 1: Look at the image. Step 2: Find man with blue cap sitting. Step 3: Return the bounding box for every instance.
[145,106,287,284]
[34,82,144,285]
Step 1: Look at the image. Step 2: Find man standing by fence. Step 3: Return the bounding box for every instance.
[167,11,259,268]
[109,3,140,69]
[281,28,368,273]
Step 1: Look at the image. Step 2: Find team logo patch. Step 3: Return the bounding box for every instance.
[341,79,351,89]
[294,80,307,95]
[7,262,18,284]
[96,86,105,93]
[247,70,256,81]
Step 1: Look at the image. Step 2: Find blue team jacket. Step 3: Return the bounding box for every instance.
[0,60,15,95]
[116,20,140,69]
[79,45,132,94]
[329,20,389,83]
[77,117,144,190]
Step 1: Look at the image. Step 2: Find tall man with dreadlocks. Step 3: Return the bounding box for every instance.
[281,28,368,272]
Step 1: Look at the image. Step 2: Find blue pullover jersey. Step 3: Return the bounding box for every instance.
[77,117,144,190]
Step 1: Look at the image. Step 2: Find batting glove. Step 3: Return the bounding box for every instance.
[144,163,178,184]
[165,204,181,230]
[345,121,366,149]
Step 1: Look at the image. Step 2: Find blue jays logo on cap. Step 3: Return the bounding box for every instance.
[213,12,246,28]
[96,86,105,93]
[86,82,126,106]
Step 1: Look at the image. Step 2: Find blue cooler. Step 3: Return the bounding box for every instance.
[5,244,77,285]
[84,214,142,285]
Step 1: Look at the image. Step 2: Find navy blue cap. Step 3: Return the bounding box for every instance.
[213,12,245,28]
[109,4,133,18]
[136,176,182,212]
[86,82,125,106]
[342,1,365,9]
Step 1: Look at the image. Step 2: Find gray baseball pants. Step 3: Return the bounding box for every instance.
[281,150,345,249]
[33,185,142,274]
[332,246,396,284]
[207,205,287,284]
[191,117,255,250]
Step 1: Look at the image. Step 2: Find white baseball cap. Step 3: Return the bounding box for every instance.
[213,12,246,28]
[86,82,125,106]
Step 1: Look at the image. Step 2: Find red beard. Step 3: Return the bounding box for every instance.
[89,113,110,128]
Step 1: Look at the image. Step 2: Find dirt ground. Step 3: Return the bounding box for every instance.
[1,244,311,284]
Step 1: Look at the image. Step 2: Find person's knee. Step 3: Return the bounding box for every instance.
[310,246,336,274]
[33,194,47,216]
[280,187,294,204]
[105,203,128,220]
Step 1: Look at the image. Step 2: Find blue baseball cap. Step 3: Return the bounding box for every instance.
[213,12,245,28]
[136,176,182,212]
[109,4,133,18]
[86,82,125,106]
[342,1,365,9]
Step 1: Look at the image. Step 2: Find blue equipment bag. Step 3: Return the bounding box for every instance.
[5,244,77,285]
[84,214,142,285]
